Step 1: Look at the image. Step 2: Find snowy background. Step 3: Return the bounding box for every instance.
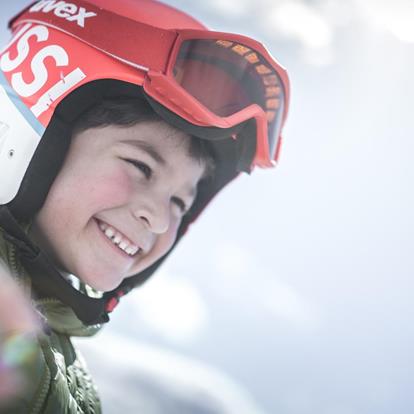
[1,1,414,413]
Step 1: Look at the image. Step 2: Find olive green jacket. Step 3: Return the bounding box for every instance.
[0,228,102,414]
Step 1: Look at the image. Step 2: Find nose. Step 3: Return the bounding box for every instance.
[131,196,170,234]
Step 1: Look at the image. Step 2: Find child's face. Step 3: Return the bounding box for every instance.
[31,120,205,292]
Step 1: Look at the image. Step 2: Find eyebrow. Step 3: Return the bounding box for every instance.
[122,139,166,165]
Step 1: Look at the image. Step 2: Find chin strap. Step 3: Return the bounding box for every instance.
[0,206,127,325]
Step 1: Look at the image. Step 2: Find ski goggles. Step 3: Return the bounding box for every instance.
[11,0,290,167]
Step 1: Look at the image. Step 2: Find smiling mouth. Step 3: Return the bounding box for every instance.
[96,220,141,257]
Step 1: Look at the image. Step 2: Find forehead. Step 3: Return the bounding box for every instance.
[127,120,193,153]
[117,120,196,164]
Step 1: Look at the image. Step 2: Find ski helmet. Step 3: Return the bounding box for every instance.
[0,0,290,324]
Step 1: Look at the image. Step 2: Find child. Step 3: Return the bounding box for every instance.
[0,0,290,412]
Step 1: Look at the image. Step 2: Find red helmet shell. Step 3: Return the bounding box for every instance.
[2,0,208,129]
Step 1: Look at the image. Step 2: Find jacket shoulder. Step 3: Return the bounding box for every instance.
[1,331,101,414]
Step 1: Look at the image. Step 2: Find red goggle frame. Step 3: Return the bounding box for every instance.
[11,0,290,167]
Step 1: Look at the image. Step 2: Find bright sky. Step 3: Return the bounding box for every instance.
[1,1,414,413]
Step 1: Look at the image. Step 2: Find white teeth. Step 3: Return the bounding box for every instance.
[126,246,137,255]
[104,227,115,238]
[97,220,140,257]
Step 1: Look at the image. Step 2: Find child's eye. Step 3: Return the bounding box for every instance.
[171,196,188,215]
[123,158,152,179]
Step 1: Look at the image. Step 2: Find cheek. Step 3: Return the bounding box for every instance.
[157,218,181,254]
[77,169,135,211]
[36,167,134,237]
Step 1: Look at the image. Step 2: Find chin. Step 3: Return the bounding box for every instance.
[79,271,123,293]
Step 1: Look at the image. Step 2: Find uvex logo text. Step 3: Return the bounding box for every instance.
[29,1,97,28]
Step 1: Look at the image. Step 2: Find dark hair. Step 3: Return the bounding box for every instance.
[71,97,215,177]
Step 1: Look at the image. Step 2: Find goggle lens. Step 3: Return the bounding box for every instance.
[173,39,285,159]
